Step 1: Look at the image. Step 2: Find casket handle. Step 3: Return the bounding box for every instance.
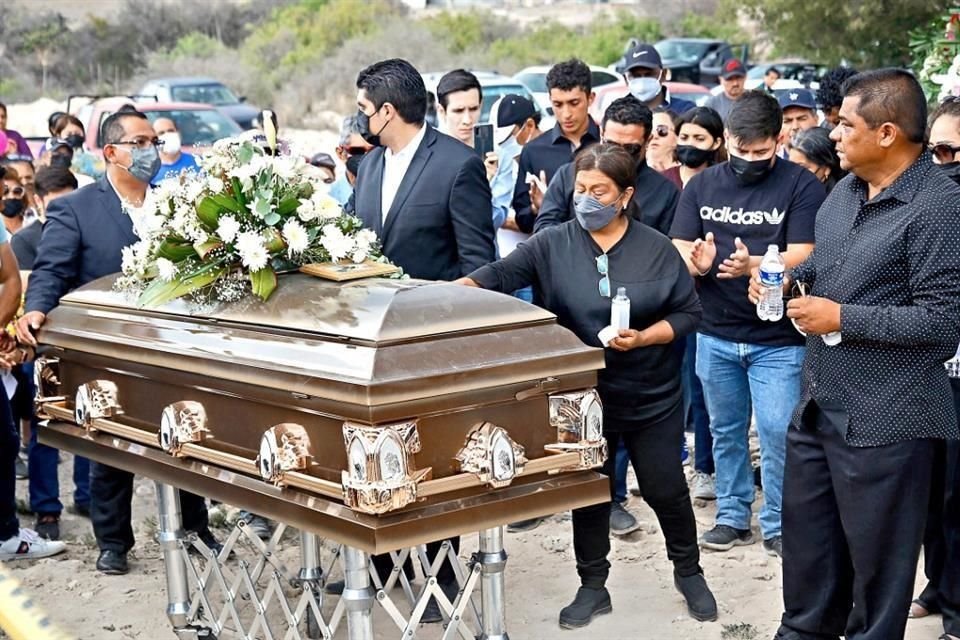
[514,377,560,401]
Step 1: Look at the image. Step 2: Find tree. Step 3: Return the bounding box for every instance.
[10,13,69,93]
[740,0,947,67]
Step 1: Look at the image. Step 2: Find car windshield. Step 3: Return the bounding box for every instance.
[171,84,240,106]
[747,65,769,80]
[515,73,548,94]
[656,41,711,63]
[143,109,243,147]
[481,85,538,123]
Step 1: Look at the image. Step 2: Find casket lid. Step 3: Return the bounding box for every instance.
[59,273,554,344]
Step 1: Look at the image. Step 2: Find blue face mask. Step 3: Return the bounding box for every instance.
[573,192,622,231]
[119,144,162,184]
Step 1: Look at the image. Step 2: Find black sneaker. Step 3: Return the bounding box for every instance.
[674,571,718,622]
[609,502,640,536]
[763,536,783,558]
[34,514,60,541]
[558,586,612,629]
[193,528,224,556]
[699,525,754,551]
[506,518,544,533]
[324,579,344,595]
[15,455,27,480]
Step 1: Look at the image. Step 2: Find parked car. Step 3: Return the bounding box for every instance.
[421,71,548,129]
[514,65,625,115]
[589,81,711,123]
[631,38,749,87]
[72,97,243,154]
[136,77,260,129]
[746,61,828,90]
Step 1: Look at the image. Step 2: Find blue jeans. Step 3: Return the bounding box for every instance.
[512,286,533,303]
[683,333,713,474]
[20,362,90,514]
[614,443,628,503]
[695,333,803,540]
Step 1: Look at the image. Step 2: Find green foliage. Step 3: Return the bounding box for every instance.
[168,32,227,59]
[740,0,946,67]
[424,10,516,55]
[676,1,746,42]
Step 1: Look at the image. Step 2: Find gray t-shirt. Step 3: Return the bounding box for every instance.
[705,92,739,122]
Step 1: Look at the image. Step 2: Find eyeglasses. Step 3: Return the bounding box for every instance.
[930,142,960,164]
[654,125,671,138]
[618,142,644,158]
[2,185,24,198]
[596,253,611,298]
[339,145,369,156]
[112,137,161,150]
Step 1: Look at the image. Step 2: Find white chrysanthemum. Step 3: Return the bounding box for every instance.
[121,245,138,275]
[272,155,301,181]
[235,231,268,271]
[205,175,225,194]
[156,258,177,282]
[320,225,353,262]
[350,249,368,264]
[355,228,377,249]
[217,216,240,244]
[282,219,309,256]
[314,194,342,220]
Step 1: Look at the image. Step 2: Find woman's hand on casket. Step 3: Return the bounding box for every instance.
[15,311,45,347]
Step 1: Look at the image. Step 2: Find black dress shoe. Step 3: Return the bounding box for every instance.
[421,580,460,624]
[674,571,718,622]
[558,586,612,628]
[324,579,344,595]
[193,528,224,556]
[97,550,129,575]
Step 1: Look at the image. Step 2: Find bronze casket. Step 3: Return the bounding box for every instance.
[35,274,609,553]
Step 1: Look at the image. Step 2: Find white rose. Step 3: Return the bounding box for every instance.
[297,198,317,222]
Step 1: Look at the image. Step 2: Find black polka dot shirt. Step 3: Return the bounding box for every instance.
[790,152,960,446]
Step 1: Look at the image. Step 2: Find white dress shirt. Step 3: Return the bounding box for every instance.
[381,124,427,224]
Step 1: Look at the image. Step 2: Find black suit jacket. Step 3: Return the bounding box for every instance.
[353,126,495,281]
[26,176,139,315]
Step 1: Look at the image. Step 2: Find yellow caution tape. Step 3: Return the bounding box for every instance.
[0,564,72,640]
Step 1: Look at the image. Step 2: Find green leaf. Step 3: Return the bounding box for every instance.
[156,239,196,262]
[249,266,277,301]
[138,266,227,307]
[276,196,301,216]
[196,196,223,229]
[263,211,281,226]
[231,177,247,209]
[210,193,244,214]
[194,239,224,260]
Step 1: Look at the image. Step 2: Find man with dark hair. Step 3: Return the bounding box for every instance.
[766,69,960,640]
[435,69,483,148]
[17,109,218,575]
[511,58,600,234]
[535,95,680,236]
[705,60,748,122]
[621,43,697,116]
[352,58,495,622]
[763,67,781,94]
[670,90,826,559]
[816,66,859,129]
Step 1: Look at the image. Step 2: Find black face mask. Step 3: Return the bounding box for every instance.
[1,199,24,218]
[65,134,84,150]
[356,108,388,147]
[729,154,774,185]
[345,152,365,177]
[676,145,715,168]
[940,161,960,186]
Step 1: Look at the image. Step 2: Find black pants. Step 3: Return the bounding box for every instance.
[776,403,934,640]
[91,461,209,553]
[916,379,960,637]
[370,538,461,586]
[572,404,701,589]
[0,387,19,540]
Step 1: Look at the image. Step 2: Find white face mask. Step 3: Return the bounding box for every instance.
[159,131,182,155]
[629,77,662,103]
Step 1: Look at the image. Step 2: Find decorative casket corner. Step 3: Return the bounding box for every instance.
[33,356,65,420]
[159,401,210,456]
[257,423,314,486]
[341,421,432,515]
[544,389,608,470]
[74,379,123,430]
[454,422,527,489]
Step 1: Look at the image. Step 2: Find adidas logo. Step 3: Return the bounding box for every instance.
[699,206,786,225]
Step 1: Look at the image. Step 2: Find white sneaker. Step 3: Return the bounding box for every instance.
[0,528,67,560]
[692,471,717,500]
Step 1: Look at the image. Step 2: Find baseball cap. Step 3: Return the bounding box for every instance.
[721,59,747,79]
[491,94,538,145]
[309,152,336,170]
[778,88,817,111]
[623,43,663,72]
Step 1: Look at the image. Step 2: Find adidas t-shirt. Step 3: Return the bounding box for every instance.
[670,158,825,346]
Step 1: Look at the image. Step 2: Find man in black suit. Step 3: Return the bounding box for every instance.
[351,58,496,622]
[352,58,495,281]
[17,109,217,575]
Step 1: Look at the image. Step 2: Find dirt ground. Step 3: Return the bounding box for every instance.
[4,450,945,640]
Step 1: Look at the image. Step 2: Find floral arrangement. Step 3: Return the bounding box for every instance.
[117,137,385,306]
[913,8,960,102]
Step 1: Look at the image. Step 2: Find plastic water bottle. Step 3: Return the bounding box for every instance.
[611,287,630,331]
[757,245,784,322]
